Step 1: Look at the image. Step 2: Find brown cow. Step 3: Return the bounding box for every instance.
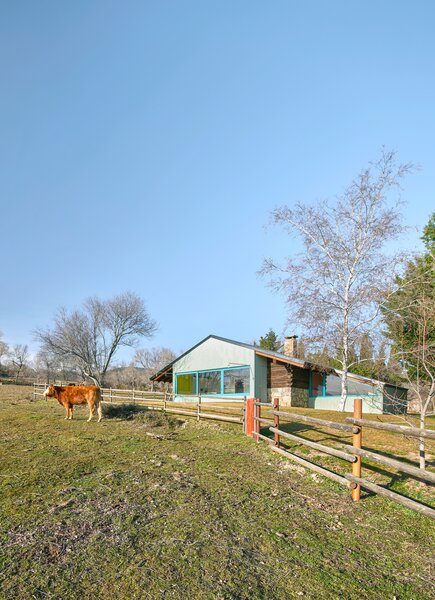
[44,385,103,422]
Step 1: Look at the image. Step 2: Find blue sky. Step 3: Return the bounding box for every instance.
[0,1,434,360]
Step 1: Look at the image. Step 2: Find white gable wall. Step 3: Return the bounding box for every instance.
[173,337,256,397]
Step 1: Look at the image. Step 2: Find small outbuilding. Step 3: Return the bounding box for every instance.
[150,334,407,414]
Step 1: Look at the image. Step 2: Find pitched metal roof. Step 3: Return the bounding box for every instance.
[150,334,323,381]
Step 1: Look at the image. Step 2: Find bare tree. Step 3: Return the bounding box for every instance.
[105,363,148,390]
[0,331,10,370]
[34,350,61,383]
[35,292,157,386]
[393,298,434,469]
[134,347,176,389]
[10,344,31,383]
[261,150,414,410]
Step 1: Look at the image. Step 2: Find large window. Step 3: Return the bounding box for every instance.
[224,368,250,394]
[348,378,376,395]
[176,373,197,395]
[325,374,341,396]
[175,366,250,396]
[198,370,221,394]
[325,374,376,396]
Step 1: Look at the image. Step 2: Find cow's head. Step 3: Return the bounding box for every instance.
[43,385,56,398]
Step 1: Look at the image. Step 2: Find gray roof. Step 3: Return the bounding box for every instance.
[150,333,406,389]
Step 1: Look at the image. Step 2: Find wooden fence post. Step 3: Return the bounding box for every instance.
[273,398,280,447]
[110,388,113,403]
[197,395,201,421]
[352,397,363,502]
[245,398,255,437]
[164,392,167,413]
[255,401,260,442]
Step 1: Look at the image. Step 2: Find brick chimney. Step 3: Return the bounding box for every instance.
[284,335,298,357]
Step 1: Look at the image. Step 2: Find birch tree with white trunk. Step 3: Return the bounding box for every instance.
[261,150,414,411]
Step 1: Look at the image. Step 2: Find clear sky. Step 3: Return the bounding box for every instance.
[1,1,434,361]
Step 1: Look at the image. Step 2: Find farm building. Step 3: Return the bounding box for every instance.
[150,335,407,414]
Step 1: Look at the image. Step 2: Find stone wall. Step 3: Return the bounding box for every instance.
[268,386,292,406]
[267,361,309,407]
[290,387,308,407]
[268,386,308,407]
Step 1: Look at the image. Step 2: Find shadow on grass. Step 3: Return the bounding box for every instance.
[103,404,183,429]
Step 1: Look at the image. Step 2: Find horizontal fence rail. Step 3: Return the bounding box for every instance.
[270,445,357,490]
[345,417,435,440]
[273,409,357,433]
[343,445,435,485]
[269,427,357,463]
[248,397,435,519]
[345,474,435,519]
[33,383,245,426]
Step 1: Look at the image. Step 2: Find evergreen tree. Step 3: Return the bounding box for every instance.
[383,213,434,377]
[373,340,387,379]
[382,213,435,468]
[258,329,282,351]
[352,333,375,377]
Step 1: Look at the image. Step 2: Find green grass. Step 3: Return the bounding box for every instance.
[0,387,434,599]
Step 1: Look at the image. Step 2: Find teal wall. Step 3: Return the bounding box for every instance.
[254,354,268,402]
[308,394,384,414]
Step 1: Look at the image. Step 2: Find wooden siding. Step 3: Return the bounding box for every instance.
[268,362,292,388]
[291,365,310,390]
[267,362,310,390]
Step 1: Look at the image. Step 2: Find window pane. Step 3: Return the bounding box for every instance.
[224,368,250,394]
[326,374,376,396]
[325,374,341,396]
[198,370,221,394]
[177,373,197,395]
[348,379,376,395]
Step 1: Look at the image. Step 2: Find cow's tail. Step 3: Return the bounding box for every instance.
[96,388,103,422]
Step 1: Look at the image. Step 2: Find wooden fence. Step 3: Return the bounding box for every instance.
[32,382,434,518]
[32,383,245,426]
[247,397,435,519]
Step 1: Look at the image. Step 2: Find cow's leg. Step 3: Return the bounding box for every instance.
[69,405,73,420]
[97,402,102,423]
[64,404,69,420]
[87,402,93,422]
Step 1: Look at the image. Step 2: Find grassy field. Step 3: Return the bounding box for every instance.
[0,386,434,599]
